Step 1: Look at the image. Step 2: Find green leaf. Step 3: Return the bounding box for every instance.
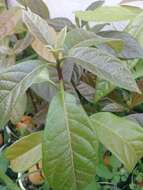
[5,132,42,172]
[75,6,142,22]
[90,112,143,171]
[95,59,141,103]
[76,81,95,102]
[126,11,143,47]
[0,169,20,190]
[17,0,49,19]
[127,114,143,127]
[120,0,139,3]
[64,29,124,52]
[0,153,9,173]
[47,17,75,32]
[86,1,104,11]
[14,33,34,54]
[98,31,143,59]
[0,60,48,128]
[96,164,113,179]
[0,7,22,39]
[23,10,56,46]
[109,155,122,169]
[95,78,115,102]
[81,0,105,27]
[43,92,98,190]
[84,179,98,190]
[90,23,109,33]
[133,59,143,79]
[69,47,140,93]
[55,27,67,49]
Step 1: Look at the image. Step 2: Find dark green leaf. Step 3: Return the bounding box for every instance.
[69,47,140,93]
[98,31,143,59]
[17,0,49,19]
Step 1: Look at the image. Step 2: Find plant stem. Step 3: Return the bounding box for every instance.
[28,89,38,113]
[5,0,8,9]
[24,0,28,10]
[57,60,63,81]
[52,51,64,91]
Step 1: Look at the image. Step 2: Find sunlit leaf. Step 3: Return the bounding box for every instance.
[43,92,98,190]
[75,6,142,22]
[5,132,42,172]
[91,112,143,171]
[32,38,56,62]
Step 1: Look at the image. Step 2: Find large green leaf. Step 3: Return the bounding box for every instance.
[126,12,143,47]
[43,92,98,190]
[68,47,140,93]
[95,59,141,103]
[75,6,142,22]
[90,112,143,171]
[98,31,143,59]
[64,29,124,52]
[23,10,56,46]
[0,60,48,128]
[47,17,75,32]
[5,132,42,172]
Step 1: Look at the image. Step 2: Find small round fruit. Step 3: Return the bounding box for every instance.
[103,156,110,166]
[28,162,44,186]
[16,116,35,129]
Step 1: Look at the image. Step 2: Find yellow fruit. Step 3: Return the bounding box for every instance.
[28,161,44,186]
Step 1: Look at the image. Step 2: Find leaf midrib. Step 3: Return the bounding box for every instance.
[60,91,77,189]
